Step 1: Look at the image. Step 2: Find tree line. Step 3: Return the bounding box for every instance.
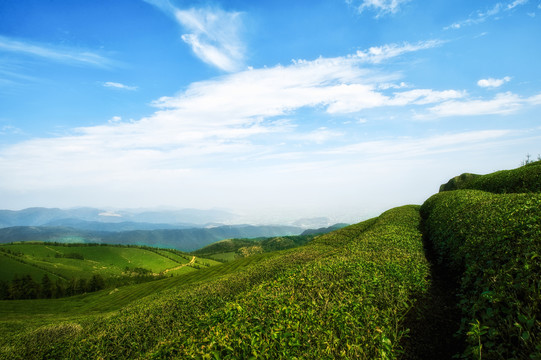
[0,268,170,301]
[0,273,105,300]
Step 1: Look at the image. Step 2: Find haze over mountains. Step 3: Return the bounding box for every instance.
[0,207,341,251]
[0,207,240,229]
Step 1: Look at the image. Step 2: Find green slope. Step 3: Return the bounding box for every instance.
[422,161,541,359]
[192,234,316,262]
[1,161,540,359]
[0,244,186,281]
[439,159,541,193]
[1,205,431,359]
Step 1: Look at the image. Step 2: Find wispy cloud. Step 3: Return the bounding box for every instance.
[390,89,465,106]
[323,129,515,157]
[507,0,529,10]
[354,40,444,64]
[145,1,245,72]
[422,92,541,118]
[477,76,511,88]
[103,81,138,91]
[0,125,22,135]
[0,36,114,68]
[347,0,411,17]
[1,41,540,213]
[446,0,529,29]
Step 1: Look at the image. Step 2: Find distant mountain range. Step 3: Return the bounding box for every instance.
[0,207,346,251]
[0,225,306,252]
[0,207,239,229]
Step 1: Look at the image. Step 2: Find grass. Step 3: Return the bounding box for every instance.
[1,205,431,359]
[0,252,61,282]
[192,234,316,262]
[0,243,221,282]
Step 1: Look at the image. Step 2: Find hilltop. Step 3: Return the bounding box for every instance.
[0,161,539,359]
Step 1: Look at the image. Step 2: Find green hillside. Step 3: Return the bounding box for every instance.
[0,243,223,302]
[1,161,540,359]
[192,234,317,262]
[439,159,541,193]
[0,243,205,281]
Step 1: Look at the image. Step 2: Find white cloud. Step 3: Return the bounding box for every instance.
[378,81,409,90]
[103,82,138,91]
[0,125,22,135]
[528,93,541,105]
[2,41,540,215]
[289,127,344,144]
[0,36,114,68]
[348,0,411,17]
[508,0,528,10]
[324,129,515,157]
[108,116,123,124]
[354,40,443,64]
[176,8,245,72]
[446,0,529,29]
[390,89,465,106]
[145,1,245,72]
[423,92,540,118]
[477,76,511,88]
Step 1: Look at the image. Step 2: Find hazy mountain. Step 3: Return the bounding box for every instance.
[0,224,304,251]
[43,219,193,232]
[0,207,240,229]
[300,223,349,236]
[291,217,333,228]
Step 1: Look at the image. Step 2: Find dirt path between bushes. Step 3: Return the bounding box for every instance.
[160,256,195,275]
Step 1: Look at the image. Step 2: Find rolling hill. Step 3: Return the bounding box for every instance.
[0,243,221,283]
[0,161,539,359]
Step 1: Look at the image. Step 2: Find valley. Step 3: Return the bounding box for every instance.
[0,161,540,359]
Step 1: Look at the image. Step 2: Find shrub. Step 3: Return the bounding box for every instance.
[7,206,430,359]
[439,162,541,194]
[421,190,541,359]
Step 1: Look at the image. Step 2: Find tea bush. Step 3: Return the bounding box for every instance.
[439,161,541,194]
[421,190,541,359]
[5,205,430,359]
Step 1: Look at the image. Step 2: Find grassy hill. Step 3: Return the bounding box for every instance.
[0,243,222,283]
[0,161,540,359]
[191,234,317,262]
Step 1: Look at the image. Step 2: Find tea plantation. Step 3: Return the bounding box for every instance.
[0,161,539,359]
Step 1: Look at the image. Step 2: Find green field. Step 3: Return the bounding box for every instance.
[192,234,317,262]
[0,161,540,359]
[0,243,218,282]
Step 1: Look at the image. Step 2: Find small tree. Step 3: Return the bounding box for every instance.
[88,274,105,292]
[75,278,88,294]
[40,274,53,299]
[0,280,9,300]
[20,275,39,299]
[53,279,66,298]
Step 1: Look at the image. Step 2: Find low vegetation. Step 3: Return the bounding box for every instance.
[192,234,316,261]
[439,159,541,193]
[421,160,541,359]
[1,205,430,359]
[1,160,540,359]
[0,243,219,300]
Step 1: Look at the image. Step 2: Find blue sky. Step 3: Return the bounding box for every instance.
[0,0,540,223]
